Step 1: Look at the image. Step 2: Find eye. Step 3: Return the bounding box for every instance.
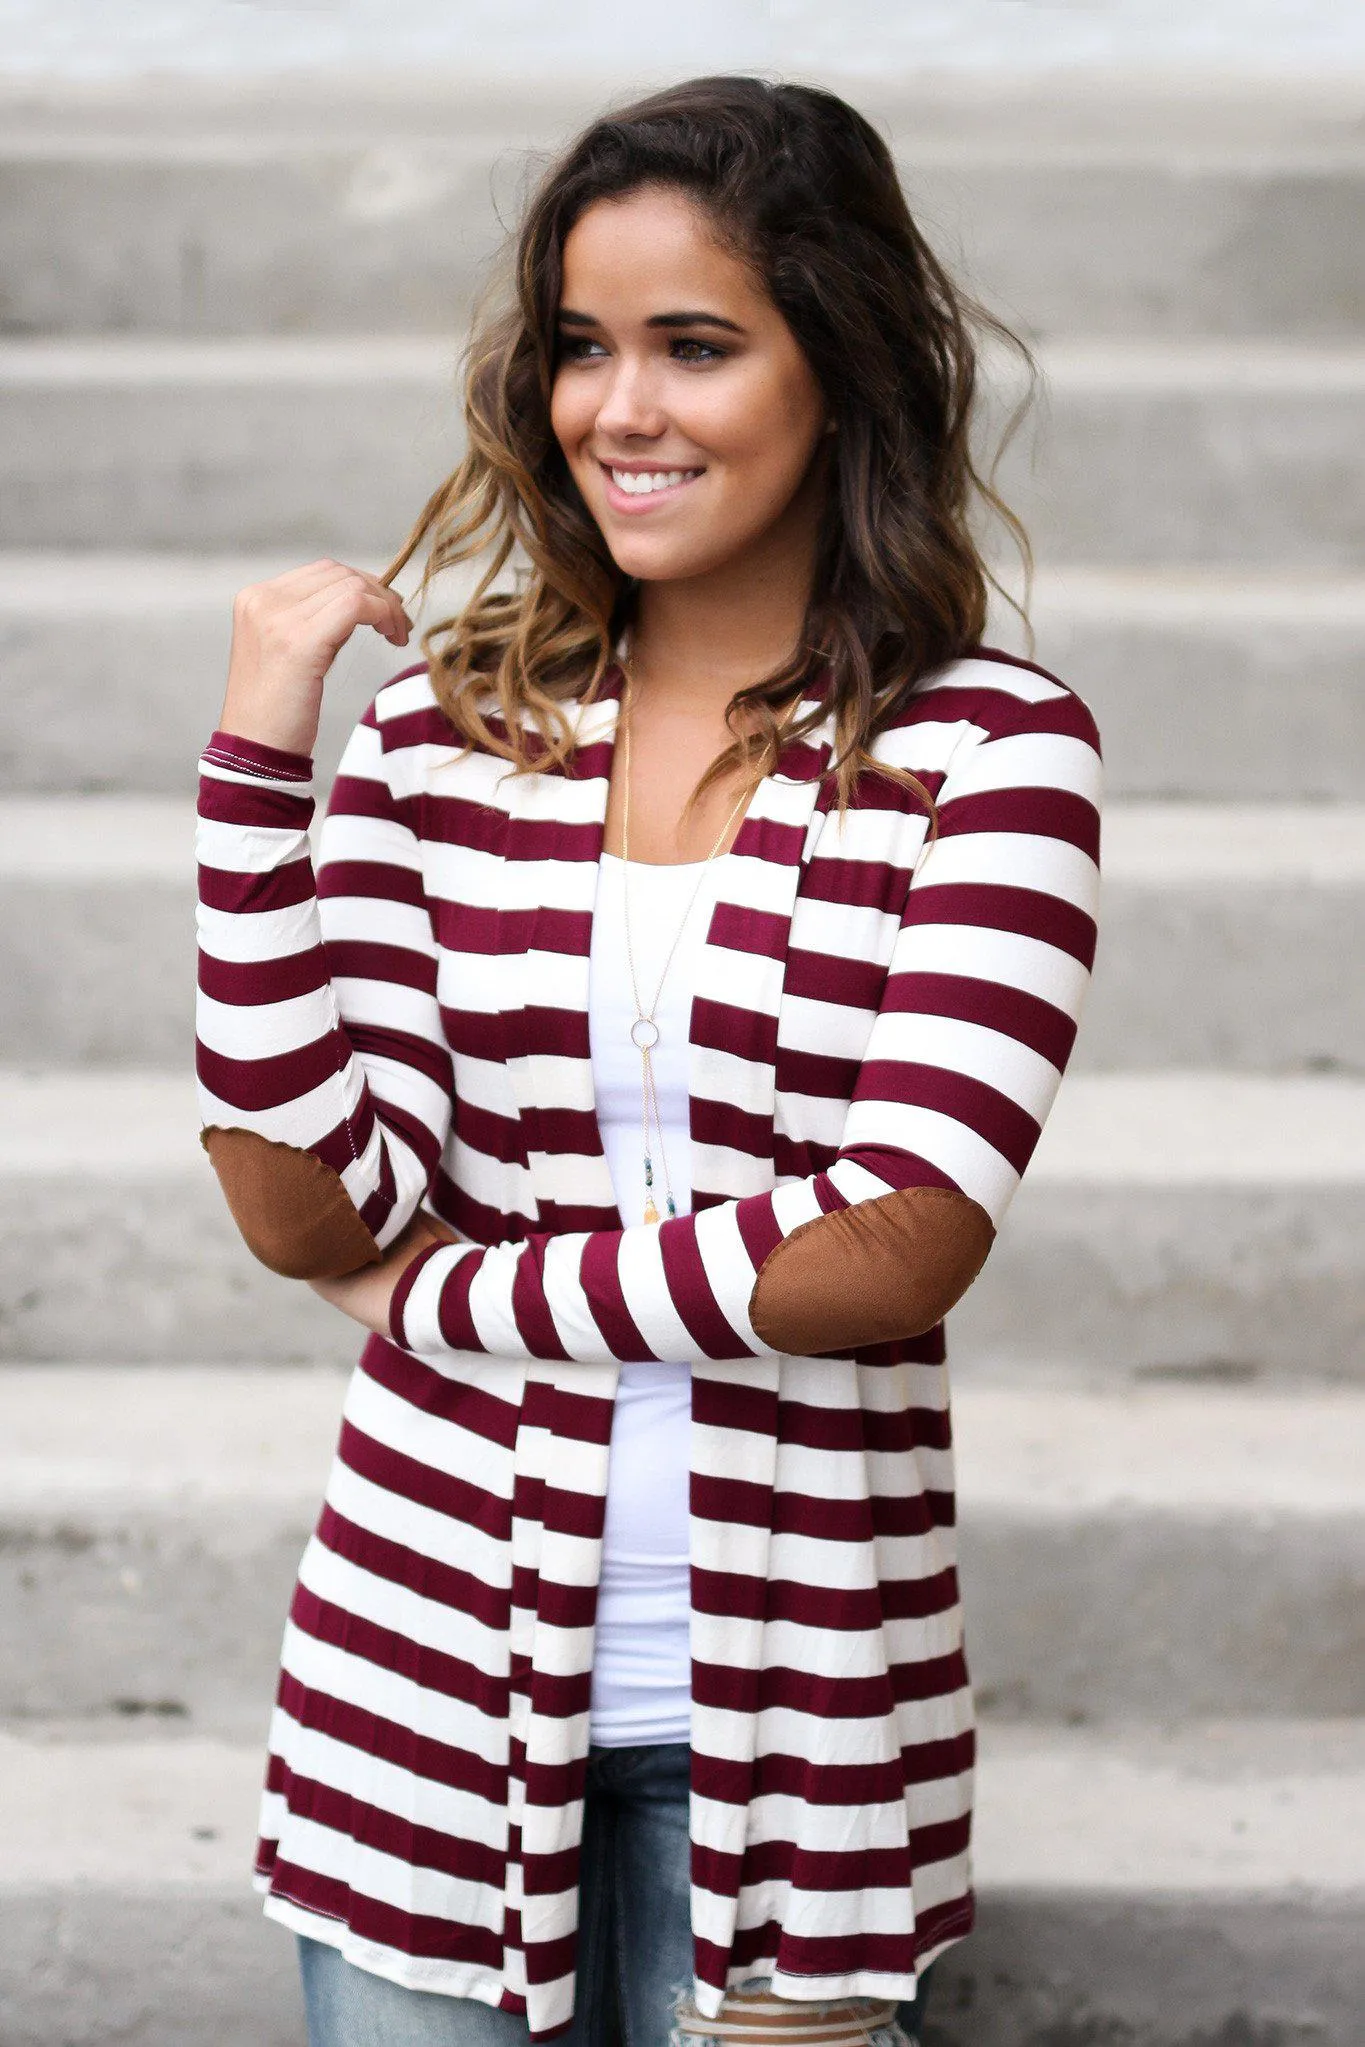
[671,338,725,364]
[555,334,605,362]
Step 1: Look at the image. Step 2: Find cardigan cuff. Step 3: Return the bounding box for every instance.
[200,729,315,786]
[198,729,316,831]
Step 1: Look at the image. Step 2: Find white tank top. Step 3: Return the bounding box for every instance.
[585,849,721,1747]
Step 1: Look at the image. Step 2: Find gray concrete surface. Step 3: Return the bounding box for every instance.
[2,1367,1363,1729]
[5,1719,1365,2046]
[4,64,1362,2046]
[6,794,1365,1071]
[5,139,1364,342]
[1,1069,1364,1375]
[3,0,1364,79]
[4,554,1362,801]
[4,337,1364,564]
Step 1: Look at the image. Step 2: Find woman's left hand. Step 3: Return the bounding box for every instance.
[310,1211,459,1335]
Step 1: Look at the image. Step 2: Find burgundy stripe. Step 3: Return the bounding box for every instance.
[198,857,316,916]
[325,939,439,995]
[509,1237,572,1362]
[262,1861,508,1970]
[902,877,1097,967]
[783,947,887,1011]
[336,1415,503,1527]
[269,1760,505,1884]
[734,1193,786,1276]
[198,777,313,829]
[196,1034,345,1111]
[854,1060,1042,1175]
[431,1247,485,1354]
[317,858,429,909]
[939,784,1101,861]
[659,1217,752,1360]
[879,968,1077,1070]
[290,1581,492,1709]
[346,1021,453,1095]
[578,1232,654,1361]
[198,945,331,1006]
[269,1676,509,1819]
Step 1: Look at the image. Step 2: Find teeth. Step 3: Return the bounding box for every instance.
[610,468,699,495]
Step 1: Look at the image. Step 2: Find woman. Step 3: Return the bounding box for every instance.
[195,75,1101,2047]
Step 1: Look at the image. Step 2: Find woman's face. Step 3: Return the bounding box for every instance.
[549,184,832,587]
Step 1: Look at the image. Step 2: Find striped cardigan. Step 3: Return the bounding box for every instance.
[194,647,1102,2040]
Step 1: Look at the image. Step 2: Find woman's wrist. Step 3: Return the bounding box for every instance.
[215,689,319,760]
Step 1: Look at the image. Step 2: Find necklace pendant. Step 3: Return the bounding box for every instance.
[665,1193,677,1219]
[642,1195,660,1224]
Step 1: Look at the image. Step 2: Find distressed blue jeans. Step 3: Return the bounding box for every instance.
[298,1741,934,2047]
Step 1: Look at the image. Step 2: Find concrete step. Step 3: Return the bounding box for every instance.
[1,1364,1361,1731]
[2,81,1363,341]
[6,145,1365,349]
[1004,566,1365,802]
[3,337,1363,564]
[2,1717,1363,2045]
[0,1069,1361,1379]
[3,794,1361,1072]
[6,553,1363,801]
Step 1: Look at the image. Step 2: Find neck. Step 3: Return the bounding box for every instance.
[625,469,825,715]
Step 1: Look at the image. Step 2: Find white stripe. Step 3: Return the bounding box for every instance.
[839,1101,1022,1218]
[196,814,313,872]
[194,897,320,962]
[195,984,338,1061]
[913,829,1100,910]
[891,920,1092,1014]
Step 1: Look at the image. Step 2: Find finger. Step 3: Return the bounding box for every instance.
[256,560,404,618]
[299,583,411,647]
[254,558,359,602]
[298,571,411,643]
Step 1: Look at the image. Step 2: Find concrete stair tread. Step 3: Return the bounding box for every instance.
[3,336,1362,559]
[2,1361,1360,1724]
[5,73,1365,149]
[2,1363,1360,1516]
[4,554,1359,801]
[2,1067,1363,1183]
[7,790,1365,883]
[7,333,1365,383]
[3,1717,1364,1894]
[6,549,1364,614]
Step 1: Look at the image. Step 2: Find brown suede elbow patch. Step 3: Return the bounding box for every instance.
[748,1185,996,1355]
[200,1126,383,1279]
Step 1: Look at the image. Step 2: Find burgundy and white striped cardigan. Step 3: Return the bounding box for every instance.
[194,646,1102,2041]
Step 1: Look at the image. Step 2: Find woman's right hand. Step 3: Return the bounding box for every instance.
[218,558,413,757]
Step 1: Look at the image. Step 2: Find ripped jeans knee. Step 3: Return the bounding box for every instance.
[665,1974,918,2047]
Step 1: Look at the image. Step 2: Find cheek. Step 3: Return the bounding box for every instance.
[549,376,590,457]
[703,368,825,495]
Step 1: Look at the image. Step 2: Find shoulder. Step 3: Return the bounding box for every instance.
[884,645,1102,756]
[340,660,474,799]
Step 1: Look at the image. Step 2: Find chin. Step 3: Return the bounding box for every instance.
[601,531,733,584]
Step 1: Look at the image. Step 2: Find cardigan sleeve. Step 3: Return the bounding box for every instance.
[195,705,454,1277]
[389,683,1102,1362]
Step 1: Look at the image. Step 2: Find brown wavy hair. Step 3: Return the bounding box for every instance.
[379,73,1038,829]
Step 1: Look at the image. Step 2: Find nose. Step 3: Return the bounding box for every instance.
[592,353,667,442]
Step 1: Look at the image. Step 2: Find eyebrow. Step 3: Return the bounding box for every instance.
[557,308,746,335]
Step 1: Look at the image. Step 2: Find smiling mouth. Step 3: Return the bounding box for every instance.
[601,463,705,498]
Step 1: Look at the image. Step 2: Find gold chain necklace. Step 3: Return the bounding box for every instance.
[618,663,752,1225]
